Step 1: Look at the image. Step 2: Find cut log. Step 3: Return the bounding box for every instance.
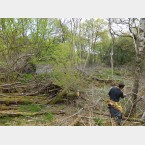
[48,89,80,104]
[48,88,68,104]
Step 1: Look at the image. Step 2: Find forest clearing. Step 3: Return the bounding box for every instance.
[0,18,145,126]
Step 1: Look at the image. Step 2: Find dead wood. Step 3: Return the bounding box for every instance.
[0,82,25,93]
[48,87,80,105]
[58,108,84,125]
[0,94,10,97]
[0,111,47,118]
[69,117,81,126]
[123,117,145,124]
[24,82,62,97]
[48,88,68,104]
[0,110,66,118]
[0,82,21,87]
[92,111,145,124]
[0,100,33,105]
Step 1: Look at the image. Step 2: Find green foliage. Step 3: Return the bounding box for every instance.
[0,18,110,70]
[49,66,81,89]
[33,113,54,124]
[113,36,135,65]
[20,74,33,83]
[93,118,104,126]
[0,113,54,125]
[0,117,13,126]
[50,43,73,65]
[80,18,110,65]
[102,36,135,66]
[42,113,54,121]
[94,68,122,80]
[45,42,82,89]
[19,104,45,113]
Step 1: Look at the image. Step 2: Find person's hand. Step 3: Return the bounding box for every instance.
[123,94,127,97]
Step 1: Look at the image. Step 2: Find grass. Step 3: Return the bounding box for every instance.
[19,73,34,83]
[0,116,13,126]
[0,112,54,126]
[19,104,45,113]
[93,68,122,80]
[37,113,55,125]
[93,118,104,126]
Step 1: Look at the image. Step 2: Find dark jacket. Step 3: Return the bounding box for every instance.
[108,86,124,102]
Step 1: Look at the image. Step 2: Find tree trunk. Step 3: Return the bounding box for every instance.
[130,18,145,116]
[108,18,115,80]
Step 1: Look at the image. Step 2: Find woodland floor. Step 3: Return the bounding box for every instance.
[0,97,144,126]
[0,66,145,126]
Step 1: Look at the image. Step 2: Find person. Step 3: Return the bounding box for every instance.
[108,82,126,126]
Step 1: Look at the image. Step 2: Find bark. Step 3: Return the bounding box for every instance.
[108,18,115,79]
[130,18,145,116]
[59,19,66,43]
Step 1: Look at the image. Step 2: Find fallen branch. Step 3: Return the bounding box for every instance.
[0,94,10,97]
[58,108,84,125]
[0,110,66,118]
[0,82,21,87]
[92,111,145,124]
[69,117,81,126]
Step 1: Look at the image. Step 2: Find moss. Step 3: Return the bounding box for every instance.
[0,96,48,105]
[43,113,54,121]
[19,104,45,113]
[0,116,13,125]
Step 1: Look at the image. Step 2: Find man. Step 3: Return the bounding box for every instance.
[108,82,126,126]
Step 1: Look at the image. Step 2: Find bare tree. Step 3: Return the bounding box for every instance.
[108,18,145,116]
[129,18,145,116]
[108,18,115,79]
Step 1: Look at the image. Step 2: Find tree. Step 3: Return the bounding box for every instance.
[129,18,145,116]
[106,18,145,116]
[80,18,108,67]
[113,36,135,66]
[108,18,115,79]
